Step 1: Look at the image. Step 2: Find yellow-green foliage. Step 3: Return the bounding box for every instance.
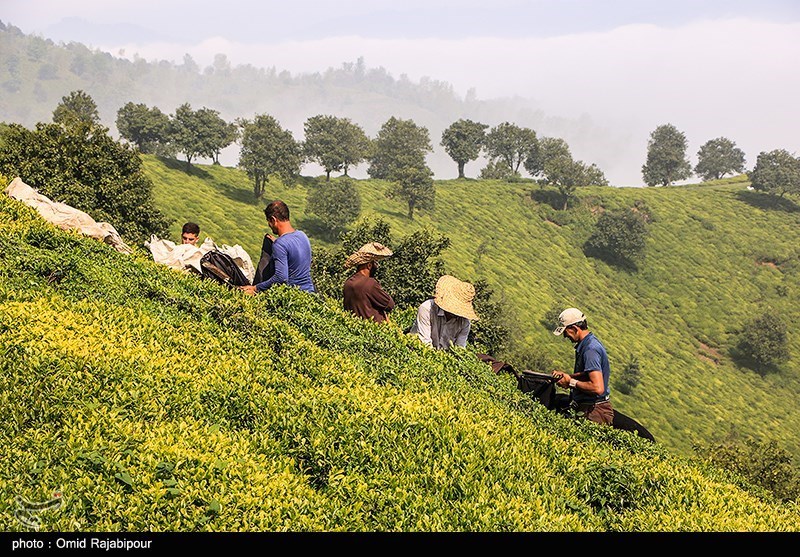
[142,159,800,463]
[1,193,799,531]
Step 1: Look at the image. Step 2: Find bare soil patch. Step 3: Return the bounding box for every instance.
[697,342,722,365]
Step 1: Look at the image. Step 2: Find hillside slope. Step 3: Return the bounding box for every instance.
[143,158,800,460]
[1,190,799,532]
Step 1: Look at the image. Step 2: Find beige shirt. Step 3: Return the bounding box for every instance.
[409,299,470,350]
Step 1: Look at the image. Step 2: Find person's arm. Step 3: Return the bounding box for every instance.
[255,240,288,292]
[556,369,605,393]
[583,369,606,395]
[453,319,470,348]
[369,282,396,313]
[414,302,433,346]
[555,348,605,395]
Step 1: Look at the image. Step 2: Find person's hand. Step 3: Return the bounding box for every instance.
[553,371,571,388]
[266,234,276,242]
[239,285,257,296]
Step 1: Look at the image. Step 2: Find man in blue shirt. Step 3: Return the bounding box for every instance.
[239,200,316,295]
[551,307,613,425]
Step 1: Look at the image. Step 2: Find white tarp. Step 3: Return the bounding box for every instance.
[4,176,256,283]
[144,235,256,283]
[4,177,133,254]
[144,235,215,275]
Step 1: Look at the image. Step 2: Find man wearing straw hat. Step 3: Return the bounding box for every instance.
[342,242,396,323]
[408,275,479,350]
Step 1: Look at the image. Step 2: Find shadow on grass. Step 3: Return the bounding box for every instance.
[374,206,410,220]
[530,188,568,210]
[220,176,319,207]
[214,181,259,205]
[735,190,800,213]
[155,156,255,205]
[296,216,340,243]
[583,245,639,273]
[158,156,211,180]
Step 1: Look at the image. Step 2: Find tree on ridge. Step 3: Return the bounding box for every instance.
[641,123,692,186]
[694,137,746,181]
[440,118,488,179]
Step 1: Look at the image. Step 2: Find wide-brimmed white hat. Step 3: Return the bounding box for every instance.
[344,242,393,268]
[434,275,479,321]
[552,307,586,335]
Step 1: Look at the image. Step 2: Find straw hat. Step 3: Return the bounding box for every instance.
[434,275,479,321]
[344,242,393,268]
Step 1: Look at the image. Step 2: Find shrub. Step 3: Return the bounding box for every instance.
[0,121,170,244]
[541,306,563,333]
[694,436,800,503]
[583,207,648,270]
[306,177,362,234]
[615,355,642,395]
[468,278,510,356]
[500,344,554,374]
[734,312,789,375]
[311,217,449,309]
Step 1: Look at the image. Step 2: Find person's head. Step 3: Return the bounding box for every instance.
[344,242,393,276]
[181,222,200,245]
[552,307,588,343]
[433,275,479,321]
[263,200,290,233]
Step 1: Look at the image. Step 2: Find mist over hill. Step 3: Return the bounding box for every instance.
[0,21,639,185]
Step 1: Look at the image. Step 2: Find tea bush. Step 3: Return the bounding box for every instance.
[1,194,799,532]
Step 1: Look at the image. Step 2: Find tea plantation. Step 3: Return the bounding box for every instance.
[1,190,799,531]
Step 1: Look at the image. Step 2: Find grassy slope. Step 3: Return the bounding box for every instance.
[144,157,800,460]
[2,192,799,532]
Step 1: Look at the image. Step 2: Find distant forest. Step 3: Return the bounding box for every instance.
[0,20,627,182]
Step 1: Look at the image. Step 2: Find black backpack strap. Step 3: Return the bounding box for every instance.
[254,234,275,285]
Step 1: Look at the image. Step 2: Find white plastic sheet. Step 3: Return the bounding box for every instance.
[144,235,256,283]
[4,177,133,254]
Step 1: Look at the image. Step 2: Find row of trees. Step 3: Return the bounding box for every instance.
[443,120,609,209]
[116,100,237,165]
[642,123,800,198]
[5,91,795,245]
[115,96,609,217]
[117,96,800,216]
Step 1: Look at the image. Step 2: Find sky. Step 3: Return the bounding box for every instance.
[2,0,799,185]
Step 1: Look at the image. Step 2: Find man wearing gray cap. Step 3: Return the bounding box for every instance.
[551,307,614,425]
